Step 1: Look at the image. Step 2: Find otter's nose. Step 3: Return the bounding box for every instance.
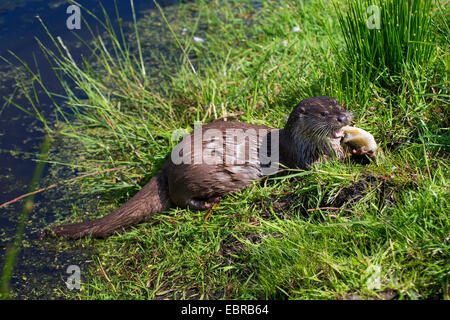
[337,115,348,124]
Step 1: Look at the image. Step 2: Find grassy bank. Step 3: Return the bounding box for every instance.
[9,0,449,299]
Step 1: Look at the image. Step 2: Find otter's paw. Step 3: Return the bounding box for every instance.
[188,196,222,211]
[351,145,376,160]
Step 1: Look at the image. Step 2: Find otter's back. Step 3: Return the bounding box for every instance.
[166,121,276,207]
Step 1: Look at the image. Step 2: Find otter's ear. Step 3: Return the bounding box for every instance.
[298,106,306,114]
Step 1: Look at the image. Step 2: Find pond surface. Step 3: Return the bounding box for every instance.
[0,0,178,299]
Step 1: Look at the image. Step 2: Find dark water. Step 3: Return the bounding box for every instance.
[0,0,178,299]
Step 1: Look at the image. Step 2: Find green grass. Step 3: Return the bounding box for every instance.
[331,0,437,86]
[6,0,449,299]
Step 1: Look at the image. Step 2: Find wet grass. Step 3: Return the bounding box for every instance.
[4,0,449,299]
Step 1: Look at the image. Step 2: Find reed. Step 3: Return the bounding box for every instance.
[332,0,436,85]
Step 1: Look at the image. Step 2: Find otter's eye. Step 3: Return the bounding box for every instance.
[321,111,328,117]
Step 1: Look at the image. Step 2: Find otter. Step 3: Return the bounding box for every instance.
[47,96,374,239]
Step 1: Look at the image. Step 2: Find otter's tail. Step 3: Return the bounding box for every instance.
[47,171,172,239]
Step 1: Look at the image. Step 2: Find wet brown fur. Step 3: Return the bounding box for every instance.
[47,96,352,239]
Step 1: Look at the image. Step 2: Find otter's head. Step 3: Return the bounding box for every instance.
[285,96,352,140]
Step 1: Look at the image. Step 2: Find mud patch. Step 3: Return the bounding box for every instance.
[248,173,411,233]
[259,192,300,219]
[219,233,261,263]
[328,175,382,208]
